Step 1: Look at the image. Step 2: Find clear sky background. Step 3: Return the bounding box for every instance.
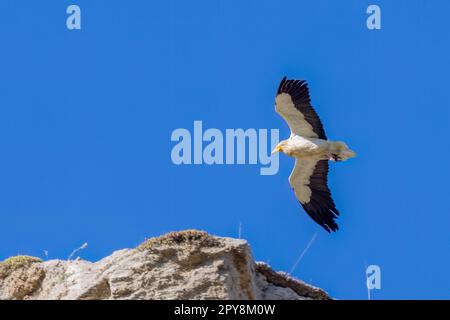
[0,0,449,299]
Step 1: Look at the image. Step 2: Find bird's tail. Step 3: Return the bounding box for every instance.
[329,141,356,162]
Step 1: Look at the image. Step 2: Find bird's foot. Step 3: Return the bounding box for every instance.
[330,154,342,162]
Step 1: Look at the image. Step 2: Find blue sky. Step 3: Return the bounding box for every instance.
[0,0,449,299]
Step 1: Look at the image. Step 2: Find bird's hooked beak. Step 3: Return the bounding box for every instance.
[271,145,283,155]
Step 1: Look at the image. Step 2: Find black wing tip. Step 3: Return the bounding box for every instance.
[325,221,339,233]
[277,76,287,94]
[277,77,308,95]
[301,201,340,233]
[315,214,340,233]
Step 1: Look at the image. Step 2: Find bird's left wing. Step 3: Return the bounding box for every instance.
[275,77,327,139]
[289,159,339,232]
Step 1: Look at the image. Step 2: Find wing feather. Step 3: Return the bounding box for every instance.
[275,77,327,139]
[289,159,339,232]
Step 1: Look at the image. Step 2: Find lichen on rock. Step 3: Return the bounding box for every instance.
[0,256,42,279]
[0,255,45,300]
[137,230,222,251]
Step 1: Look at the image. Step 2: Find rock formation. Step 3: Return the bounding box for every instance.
[0,230,330,300]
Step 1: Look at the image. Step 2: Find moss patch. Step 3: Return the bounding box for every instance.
[0,256,43,280]
[0,256,42,269]
[137,230,221,251]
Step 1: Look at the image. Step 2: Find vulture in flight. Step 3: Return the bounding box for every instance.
[272,77,356,232]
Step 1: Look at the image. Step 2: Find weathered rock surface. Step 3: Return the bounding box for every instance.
[0,230,330,300]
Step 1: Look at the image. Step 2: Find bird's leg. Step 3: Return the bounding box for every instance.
[330,154,342,162]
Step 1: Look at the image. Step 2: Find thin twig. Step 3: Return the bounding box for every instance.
[67,242,88,260]
[289,232,318,275]
[238,222,242,239]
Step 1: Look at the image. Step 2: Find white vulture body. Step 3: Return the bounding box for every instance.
[273,77,356,232]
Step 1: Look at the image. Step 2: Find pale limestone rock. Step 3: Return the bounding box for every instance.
[0,230,330,300]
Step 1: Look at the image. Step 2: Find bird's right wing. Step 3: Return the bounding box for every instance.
[289,159,339,232]
[275,77,327,139]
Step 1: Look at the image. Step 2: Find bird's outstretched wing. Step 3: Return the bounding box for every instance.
[275,77,327,139]
[289,159,339,232]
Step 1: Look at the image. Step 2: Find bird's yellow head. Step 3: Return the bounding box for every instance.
[271,141,286,155]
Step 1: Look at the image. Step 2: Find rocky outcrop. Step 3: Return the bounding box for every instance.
[0,230,330,300]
